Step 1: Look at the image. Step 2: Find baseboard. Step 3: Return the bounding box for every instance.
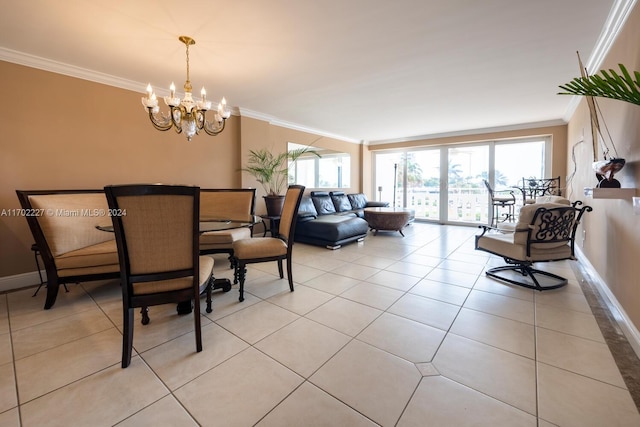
[576,247,640,358]
[0,270,44,294]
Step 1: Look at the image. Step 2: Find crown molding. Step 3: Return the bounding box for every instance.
[563,0,638,121]
[0,47,144,93]
[367,119,567,145]
[0,46,242,117]
[237,108,362,144]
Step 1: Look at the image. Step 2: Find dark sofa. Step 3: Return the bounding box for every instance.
[294,191,388,249]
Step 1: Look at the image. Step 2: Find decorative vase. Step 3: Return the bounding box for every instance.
[264,195,285,217]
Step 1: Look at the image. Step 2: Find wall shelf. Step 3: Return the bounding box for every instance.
[583,187,637,200]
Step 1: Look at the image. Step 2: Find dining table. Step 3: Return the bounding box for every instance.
[96,215,260,314]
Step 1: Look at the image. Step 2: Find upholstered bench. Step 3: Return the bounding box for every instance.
[16,190,120,309]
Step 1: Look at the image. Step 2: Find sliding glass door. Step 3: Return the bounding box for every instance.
[447,145,489,224]
[373,137,549,225]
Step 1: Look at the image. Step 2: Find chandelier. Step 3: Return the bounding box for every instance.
[141,36,230,141]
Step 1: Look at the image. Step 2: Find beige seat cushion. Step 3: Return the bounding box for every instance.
[477,232,572,262]
[55,240,119,270]
[233,238,287,259]
[199,227,251,245]
[133,256,214,295]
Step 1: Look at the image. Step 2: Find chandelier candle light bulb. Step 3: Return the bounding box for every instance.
[141,35,229,141]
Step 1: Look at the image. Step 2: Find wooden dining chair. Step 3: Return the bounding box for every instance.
[232,185,305,302]
[104,184,213,368]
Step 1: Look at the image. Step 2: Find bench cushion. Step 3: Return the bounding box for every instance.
[55,239,119,270]
[29,193,114,256]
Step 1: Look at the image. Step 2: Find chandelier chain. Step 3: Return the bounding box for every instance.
[184,40,191,92]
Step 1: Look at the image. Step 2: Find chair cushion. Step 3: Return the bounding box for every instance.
[133,256,214,295]
[233,237,287,259]
[477,232,572,262]
[514,202,573,248]
[55,240,119,270]
[199,227,250,245]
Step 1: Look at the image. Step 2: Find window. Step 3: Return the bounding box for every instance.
[374,137,550,225]
[288,143,351,189]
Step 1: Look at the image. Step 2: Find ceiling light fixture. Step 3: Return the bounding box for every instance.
[141,36,230,141]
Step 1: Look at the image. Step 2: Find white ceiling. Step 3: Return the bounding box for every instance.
[0,0,632,143]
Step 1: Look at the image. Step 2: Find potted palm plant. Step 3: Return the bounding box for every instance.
[241,146,320,216]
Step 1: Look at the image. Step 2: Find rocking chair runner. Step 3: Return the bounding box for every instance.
[475,200,592,291]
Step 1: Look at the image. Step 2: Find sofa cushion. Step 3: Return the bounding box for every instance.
[347,193,368,210]
[295,215,369,242]
[331,193,352,212]
[297,196,318,218]
[312,193,337,215]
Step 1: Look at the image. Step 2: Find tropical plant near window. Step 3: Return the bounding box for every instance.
[241,147,320,196]
[558,63,640,106]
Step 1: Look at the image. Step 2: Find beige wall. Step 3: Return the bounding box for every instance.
[0,61,361,279]
[565,5,640,330]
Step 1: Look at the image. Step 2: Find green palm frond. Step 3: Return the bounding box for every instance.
[558,64,640,106]
[240,146,320,196]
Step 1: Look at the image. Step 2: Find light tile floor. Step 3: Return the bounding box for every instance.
[2,223,640,426]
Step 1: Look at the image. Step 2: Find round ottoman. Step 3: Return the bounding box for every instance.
[364,207,412,236]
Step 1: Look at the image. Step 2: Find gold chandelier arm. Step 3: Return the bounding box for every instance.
[201,111,227,136]
[146,108,173,131]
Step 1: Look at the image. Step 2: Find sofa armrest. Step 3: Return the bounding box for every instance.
[297,210,318,220]
[365,201,389,208]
